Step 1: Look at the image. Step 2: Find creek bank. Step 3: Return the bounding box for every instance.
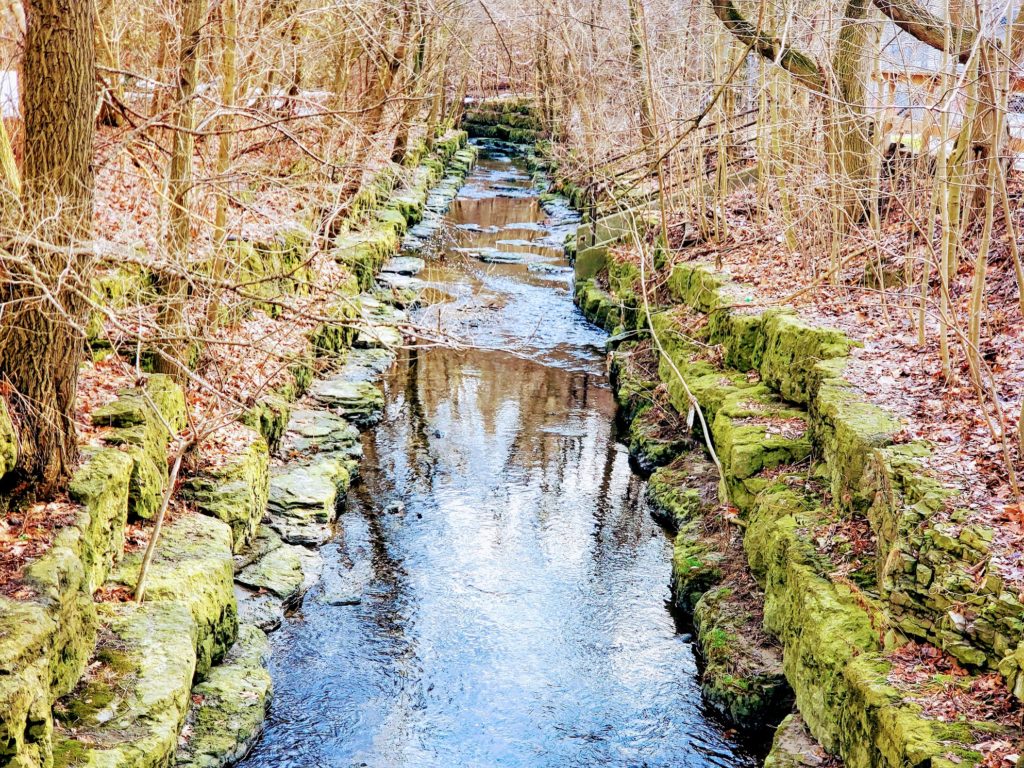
[574,209,1022,765]
[0,131,477,768]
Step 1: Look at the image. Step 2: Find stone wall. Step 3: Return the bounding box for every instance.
[574,227,1020,767]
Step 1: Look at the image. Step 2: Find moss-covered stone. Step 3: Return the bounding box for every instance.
[647,454,719,533]
[51,601,198,768]
[308,378,385,427]
[66,448,135,593]
[266,457,354,545]
[91,375,187,521]
[743,483,967,768]
[0,599,57,768]
[109,514,237,679]
[278,408,362,462]
[183,430,270,552]
[627,404,690,471]
[763,714,831,768]
[235,540,305,603]
[174,624,271,768]
[333,227,400,291]
[811,370,900,513]
[693,585,792,729]
[671,521,724,613]
[758,313,852,404]
[242,394,291,454]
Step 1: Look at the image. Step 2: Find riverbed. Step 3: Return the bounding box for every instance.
[237,142,759,768]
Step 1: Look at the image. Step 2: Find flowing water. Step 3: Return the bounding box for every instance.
[238,143,759,768]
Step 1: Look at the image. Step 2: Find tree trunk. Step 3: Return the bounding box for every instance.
[96,0,125,126]
[628,0,656,160]
[827,0,877,226]
[153,0,206,382]
[0,0,96,495]
[392,2,426,164]
[205,0,237,329]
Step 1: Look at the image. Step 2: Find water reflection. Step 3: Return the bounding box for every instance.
[237,144,757,768]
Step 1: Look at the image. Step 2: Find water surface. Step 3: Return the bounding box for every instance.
[239,143,758,768]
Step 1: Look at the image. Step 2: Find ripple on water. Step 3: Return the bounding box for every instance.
[238,145,759,768]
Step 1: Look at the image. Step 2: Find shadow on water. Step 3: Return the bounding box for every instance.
[238,143,763,768]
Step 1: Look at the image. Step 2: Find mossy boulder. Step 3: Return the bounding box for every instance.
[671,521,724,613]
[235,540,305,603]
[308,378,385,427]
[174,624,272,768]
[812,368,900,514]
[692,585,792,729]
[183,431,270,552]
[647,454,719,533]
[758,312,853,406]
[712,387,813,512]
[278,409,362,462]
[91,375,187,521]
[0,599,58,768]
[51,601,198,768]
[763,714,831,768]
[627,404,690,472]
[108,514,237,679]
[266,457,355,545]
[743,483,962,768]
[333,228,400,291]
[66,448,135,593]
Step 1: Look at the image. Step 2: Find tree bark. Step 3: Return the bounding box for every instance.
[872,0,976,62]
[153,0,206,382]
[828,0,877,224]
[0,0,96,494]
[628,0,656,160]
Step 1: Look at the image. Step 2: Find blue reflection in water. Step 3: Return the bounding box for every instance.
[238,144,758,768]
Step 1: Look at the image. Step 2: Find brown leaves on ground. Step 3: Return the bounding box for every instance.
[0,498,78,598]
[887,642,1020,729]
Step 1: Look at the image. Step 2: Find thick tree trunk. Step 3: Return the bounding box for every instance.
[0,0,96,494]
[392,4,426,164]
[153,0,206,381]
[827,0,876,225]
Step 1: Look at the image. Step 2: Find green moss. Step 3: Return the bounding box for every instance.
[764,714,829,768]
[108,514,237,679]
[646,452,720,534]
[183,430,270,552]
[758,312,853,405]
[91,375,187,521]
[627,404,690,471]
[671,521,723,612]
[67,448,134,593]
[51,601,198,768]
[811,374,899,513]
[0,398,17,482]
[175,624,272,768]
[693,586,792,729]
[0,599,57,768]
[333,227,400,291]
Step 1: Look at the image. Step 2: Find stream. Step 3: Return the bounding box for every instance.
[237,142,760,768]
